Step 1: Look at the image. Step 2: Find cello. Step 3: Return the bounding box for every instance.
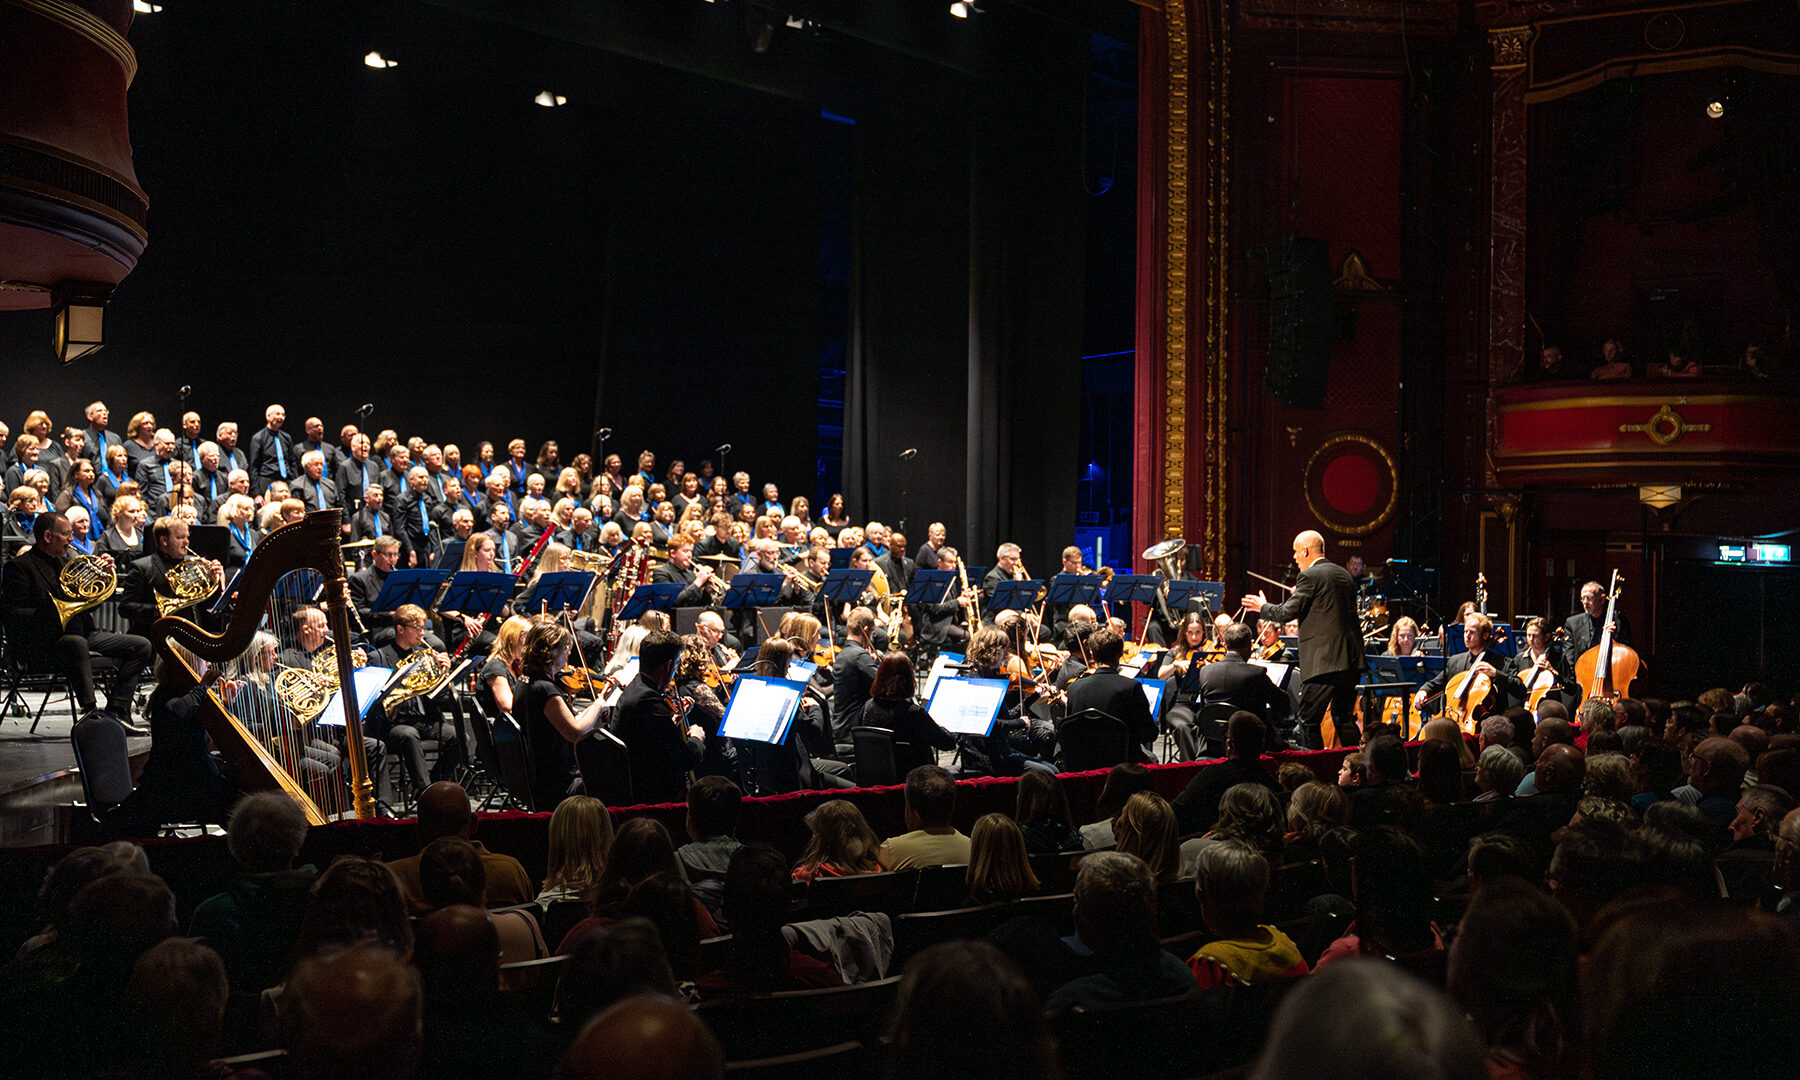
[1575,571,1642,705]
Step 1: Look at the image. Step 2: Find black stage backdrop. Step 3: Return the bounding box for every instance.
[1,0,1102,560]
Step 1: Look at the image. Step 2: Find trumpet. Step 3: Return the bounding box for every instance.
[779,562,819,592]
[157,556,222,618]
[54,554,117,628]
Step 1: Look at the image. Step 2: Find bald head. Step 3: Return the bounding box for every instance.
[562,995,724,1080]
[1292,530,1325,566]
[1534,743,1586,794]
[416,782,473,842]
[283,947,421,1080]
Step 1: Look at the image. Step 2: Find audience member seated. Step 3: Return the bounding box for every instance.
[281,945,422,1080]
[1718,784,1794,901]
[412,904,562,1080]
[886,941,1056,1080]
[1014,769,1083,854]
[1187,840,1308,989]
[697,844,842,997]
[1251,961,1488,1080]
[677,776,742,884]
[1171,711,1281,835]
[188,792,317,997]
[964,813,1041,905]
[1315,826,1442,971]
[793,799,884,884]
[878,764,972,871]
[1445,877,1578,1080]
[560,994,724,1080]
[1042,851,1197,1012]
[1113,790,1181,883]
[556,918,683,1034]
[417,836,546,973]
[127,937,231,1080]
[383,781,532,914]
[534,794,614,943]
[1474,744,1524,803]
[561,818,719,951]
[1081,762,1155,850]
[1282,780,1349,863]
[1180,782,1285,879]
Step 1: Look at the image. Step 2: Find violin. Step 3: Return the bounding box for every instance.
[558,664,607,699]
[813,643,841,668]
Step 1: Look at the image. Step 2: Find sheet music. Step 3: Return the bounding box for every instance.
[924,652,964,703]
[926,677,1008,736]
[718,675,804,744]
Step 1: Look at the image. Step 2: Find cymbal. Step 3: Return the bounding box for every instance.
[341,539,376,550]
[696,553,739,562]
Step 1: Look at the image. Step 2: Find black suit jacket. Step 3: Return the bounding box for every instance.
[610,674,704,804]
[349,565,395,630]
[1195,653,1291,723]
[651,560,709,609]
[2,546,98,648]
[1254,558,1362,682]
[1419,649,1524,705]
[1561,610,1632,680]
[1063,668,1158,759]
[121,550,183,636]
[336,456,377,513]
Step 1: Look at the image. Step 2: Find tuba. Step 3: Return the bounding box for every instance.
[1142,537,1188,628]
[158,556,221,617]
[55,554,117,628]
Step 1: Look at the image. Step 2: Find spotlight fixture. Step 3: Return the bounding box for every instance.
[533,91,568,107]
[51,288,109,364]
[950,1,983,17]
[786,14,805,28]
[363,51,397,69]
[1706,100,1725,119]
[132,2,163,12]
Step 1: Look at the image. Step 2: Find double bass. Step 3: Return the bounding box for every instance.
[1574,571,1642,705]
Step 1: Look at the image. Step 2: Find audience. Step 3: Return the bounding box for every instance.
[877,764,971,870]
[1043,851,1196,1011]
[793,799,884,883]
[1188,840,1308,989]
[965,812,1040,904]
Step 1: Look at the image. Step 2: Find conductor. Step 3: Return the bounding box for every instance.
[1240,531,1363,748]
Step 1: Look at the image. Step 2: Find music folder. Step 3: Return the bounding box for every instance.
[925,676,1010,736]
[370,569,455,614]
[718,675,807,744]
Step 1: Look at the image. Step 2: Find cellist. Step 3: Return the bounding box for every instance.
[1509,616,1563,711]
[1412,613,1523,726]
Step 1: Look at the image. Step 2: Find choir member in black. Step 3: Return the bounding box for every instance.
[248,404,298,490]
[505,440,533,497]
[97,445,131,505]
[293,450,338,514]
[558,506,596,553]
[214,421,249,475]
[366,604,458,802]
[439,475,477,532]
[121,516,222,639]
[173,410,205,469]
[652,539,720,609]
[206,469,250,527]
[121,411,158,473]
[378,445,412,508]
[43,428,86,500]
[4,434,43,493]
[830,609,881,749]
[449,507,476,545]
[608,627,706,805]
[862,652,958,774]
[80,400,122,465]
[674,633,738,784]
[132,428,178,508]
[400,466,446,566]
[336,432,376,519]
[298,417,338,475]
[514,497,552,553]
[1062,626,1159,764]
[914,522,947,573]
[1156,616,1212,761]
[53,457,109,541]
[0,512,152,730]
[672,472,704,519]
[191,442,228,510]
[98,493,147,562]
[483,503,518,573]
[349,484,411,567]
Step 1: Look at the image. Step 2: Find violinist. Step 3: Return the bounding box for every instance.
[608,628,707,805]
[674,633,738,783]
[862,652,958,774]
[1062,627,1158,765]
[1158,615,1213,761]
[830,608,881,749]
[1412,613,1523,718]
[475,615,533,721]
[963,626,1054,776]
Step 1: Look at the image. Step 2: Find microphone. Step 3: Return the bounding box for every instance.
[356,403,374,418]
[899,448,918,460]
[595,428,612,440]
[178,385,191,400]
[715,443,732,454]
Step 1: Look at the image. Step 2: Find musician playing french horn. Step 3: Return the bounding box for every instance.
[0,511,152,731]
[121,516,225,639]
[366,603,458,804]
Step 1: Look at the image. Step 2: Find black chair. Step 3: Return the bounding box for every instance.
[1057,709,1132,772]
[801,869,919,919]
[1196,702,1238,759]
[498,953,569,1023]
[71,708,133,828]
[696,977,903,1061]
[1156,877,1203,938]
[909,863,969,913]
[849,726,898,787]
[890,902,1010,969]
[1008,891,1077,936]
[575,726,633,808]
[489,715,537,812]
[724,1041,867,1080]
[1052,981,1296,1080]
[1028,850,1083,895]
[1265,859,1328,923]
[697,933,734,974]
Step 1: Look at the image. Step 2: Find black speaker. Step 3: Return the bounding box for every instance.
[1261,236,1334,409]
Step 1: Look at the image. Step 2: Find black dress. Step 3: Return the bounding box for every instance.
[518,672,579,810]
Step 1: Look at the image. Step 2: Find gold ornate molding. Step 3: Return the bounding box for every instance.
[3,0,138,85]
[1200,0,1230,581]
[1161,0,1190,550]
[1619,404,1712,447]
[1303,432,1399,537]
[1489,25,1530,69]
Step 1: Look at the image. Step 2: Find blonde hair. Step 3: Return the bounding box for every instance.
[796,800,882,878]
[491,615,534,670]
[1114,791,1180,883]
[966,813,1039,902]
[1386,616,1420,656]
[544,795,614,895]
[1420,717,1476,768]
[459,531,496,572]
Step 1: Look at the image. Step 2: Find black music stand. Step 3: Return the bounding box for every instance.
[433,540,466,570]
[1104,574,1162,639]
[1046,573,1105,609]
[905,569,957,605]
[371,569,455,616]
[618,582,684,622]
[722,573,783,610]
[987,579,1044,614]
[820,568,875,611]
[829,547,856,570]
[520,571,596,615]
[1166,580,1225,619]
[437,571,515,621]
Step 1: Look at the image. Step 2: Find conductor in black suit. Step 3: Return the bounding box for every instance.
[1414,613,1524,717]
[1196,622,1292,733]
[1061,627,1158,764]
[1241,530,1363,748]
[610,629,706,804]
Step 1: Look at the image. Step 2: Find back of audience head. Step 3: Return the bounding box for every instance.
[294,857,413,961]
[1363,735,1409,786]
[68,870,178,976]
[904,763,956,829]
[1093,762,1152,821]
[685,775,741,841]
[1583,752,1635,803]
[35,844,143,942]
[592,817,681,911]
[1113,791,1180,882]
[1286,781,1349,842]
[415,781,475,843]
[798,799,881,876]
[886,941,1057,1080]
[1415,739,1463,805]
[1688,736,1749,795]
[418,835,486,909]
[1347,826,1437,953]
[1197,839,1269,939]
[413,904,500,1003]
[546,795,614,895]
[128,937,229,1080]
[1214,782,1286,858]
[1476,744,1525,798]
[1446,878,1578,1078]
[1535,743,1586,794]
[1252,961,1487,1080]
[226,792,310,873]
[1465,833,1540,893]
[559,919,680,1032]
[283,946,422,1080]
[1227,710,1266,758]
[1072,850,1159,958]
[620,873,703,981]
[1014,769,1074,830]
[967,813,1038,902]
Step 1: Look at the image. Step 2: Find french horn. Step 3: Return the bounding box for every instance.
[157,556,222,618]
[55,554,117,628]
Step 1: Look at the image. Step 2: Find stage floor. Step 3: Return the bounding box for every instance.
[0,693,150,848]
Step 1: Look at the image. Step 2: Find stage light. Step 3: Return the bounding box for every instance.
[132,2,163,12]
[950,1,982,16]
[52,292,108,364]
[1706,100,1725,119]
[533,91,568,107]
[363,51,397,69]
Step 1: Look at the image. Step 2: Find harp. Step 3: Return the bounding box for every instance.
[150,510,376,823]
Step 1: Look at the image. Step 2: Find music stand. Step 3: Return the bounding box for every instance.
[820,569,874,611]
[1165,580,1225,618]
[721,573,783,610]
[433,540,466,570]
[520,571,596,615]
[905,569,957,606]
[924,651,964,703]
[1104,574,1163,640]
[1047,573,1105,609]
[987,579,1044,614]
[828,547,856,570]
[925,676,1010,736]
[618,582,684,622]
[371,569,455,615]
[211,569,245,615]
[313,666,393,729]
[718,675,807,744]
[1138,680,1166,720]
[438,571,515,622]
